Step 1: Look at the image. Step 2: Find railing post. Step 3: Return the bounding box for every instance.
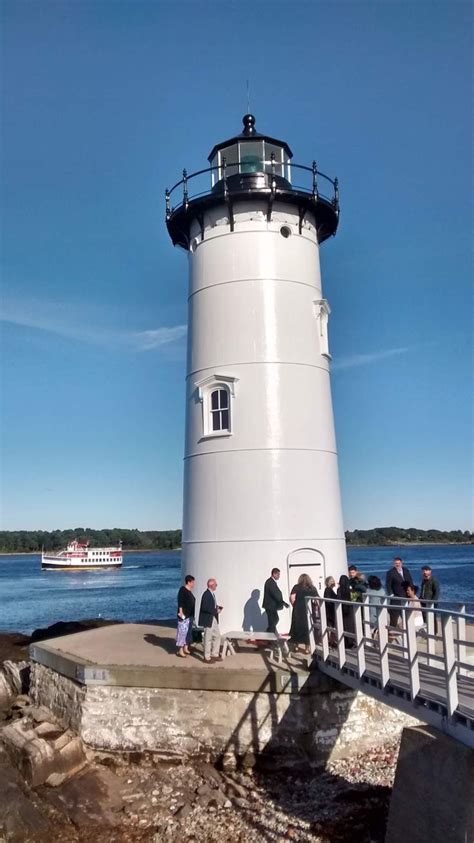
[353,604,366,677]
[441,612,459,716]
[165,189,170,220]
[335,601,346,668]
[182,169,188,210]
[377,600,390,688]
[270,152,276,196]
[319,598,329,660]
[406,608,420,699]
[312,160,318,199]
[425,602,436,668]
[457,604,467,677]
[333,176,339,212]
[223,157,228,199]
[362,594,371,642]
[401,604,408,655]
[307,597,317,655]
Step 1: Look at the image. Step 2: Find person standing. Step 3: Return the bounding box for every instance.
[337,574,355,648]
[263,568,289,634]
[198,578,222,663]
[365,575,386,634]
[289,573,319,653]
[420,565,440,630]
[348,565,367,600]
[324,575,338,629]
[420,566,440,602]
[385,557,413,629]
[176,574,196,658]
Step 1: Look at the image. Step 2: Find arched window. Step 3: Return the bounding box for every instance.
[210,387,229,432]
[195,374,238,439]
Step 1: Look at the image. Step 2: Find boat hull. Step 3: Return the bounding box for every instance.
[41,560,122,570]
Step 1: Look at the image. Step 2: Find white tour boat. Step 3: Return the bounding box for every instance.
[41,539,123,570]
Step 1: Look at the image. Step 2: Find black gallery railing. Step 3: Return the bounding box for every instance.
[165,159,339,219]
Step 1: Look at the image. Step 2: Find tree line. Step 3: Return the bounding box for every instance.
[0,529,182,554]
[0,526,472,554]
[345,527,473,546]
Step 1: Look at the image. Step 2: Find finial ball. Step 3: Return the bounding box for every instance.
[242,113,256,135]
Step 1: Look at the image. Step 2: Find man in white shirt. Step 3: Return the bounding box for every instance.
[198,578,223,663]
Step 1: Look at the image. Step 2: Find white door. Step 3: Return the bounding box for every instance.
[287,548,325,595]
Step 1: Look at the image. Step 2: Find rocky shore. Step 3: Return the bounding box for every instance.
[0,624,400,842]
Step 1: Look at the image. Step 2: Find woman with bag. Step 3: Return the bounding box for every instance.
[176,574,196,658]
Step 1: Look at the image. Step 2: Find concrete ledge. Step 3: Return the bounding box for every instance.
[386,725,474,843]
[29,623,335,694]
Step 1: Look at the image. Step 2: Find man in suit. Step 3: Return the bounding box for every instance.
[385,557,413,628]
[198,578,222,663]
[263,568,289,634]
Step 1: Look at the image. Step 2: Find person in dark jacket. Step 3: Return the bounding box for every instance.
[385,557,413,629]
[176,574,196,658]
[420,566,440,602]
[348,565,367,601]
[420,565,440,630]
[198,578,222,663]
[337,575,355,648]
[262,568,289,633]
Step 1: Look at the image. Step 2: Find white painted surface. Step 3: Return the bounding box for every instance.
[178,202,347,631]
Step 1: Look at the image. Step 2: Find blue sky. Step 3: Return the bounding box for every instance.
[1,0,472,532]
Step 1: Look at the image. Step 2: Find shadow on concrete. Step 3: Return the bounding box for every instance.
[242,590,267,632]
[213,659,392,841]
[143,633,177,655]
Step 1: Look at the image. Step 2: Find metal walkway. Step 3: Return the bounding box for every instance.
[307,596,474,748]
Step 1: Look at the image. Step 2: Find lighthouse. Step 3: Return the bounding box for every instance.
[166,114,347,632]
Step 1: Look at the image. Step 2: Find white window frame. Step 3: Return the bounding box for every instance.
[313,299,331,359]
[195,374,238,439]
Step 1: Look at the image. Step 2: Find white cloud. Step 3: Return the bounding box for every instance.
[131,325,187,351]
[332,346,410,371]
[1,296,187,353]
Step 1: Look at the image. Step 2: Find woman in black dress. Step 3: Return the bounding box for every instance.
[337,574,355,648]
[324,575,337,630]
[289,573,319,653]
[176,574,196,658]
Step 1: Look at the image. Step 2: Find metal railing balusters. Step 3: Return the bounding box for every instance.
[308,599,317,655]
[335,601,346,668]
[182,169,188,210]
[441,613,459,716]
[354,604,366,677]
[426,604,436,668]
[306,594,473,746]
[319,599,329,660]
[378,601,390,688]
[362,594,372,642]
[406,608,420,699]
[457,604,467,677]
[312,160,318,199]
[222,157,228,199]
[165,161,340,217]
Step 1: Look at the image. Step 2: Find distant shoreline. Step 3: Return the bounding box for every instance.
[0,542,472,557]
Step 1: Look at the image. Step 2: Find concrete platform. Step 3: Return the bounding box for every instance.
[30,622,320,694]
[28,623,419,765]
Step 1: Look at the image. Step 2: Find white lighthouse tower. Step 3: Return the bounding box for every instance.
[166,114,347,632]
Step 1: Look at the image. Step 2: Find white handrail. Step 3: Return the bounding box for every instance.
[306,594,474,732]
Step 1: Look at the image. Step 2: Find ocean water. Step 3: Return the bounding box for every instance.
[0,545,472,634]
